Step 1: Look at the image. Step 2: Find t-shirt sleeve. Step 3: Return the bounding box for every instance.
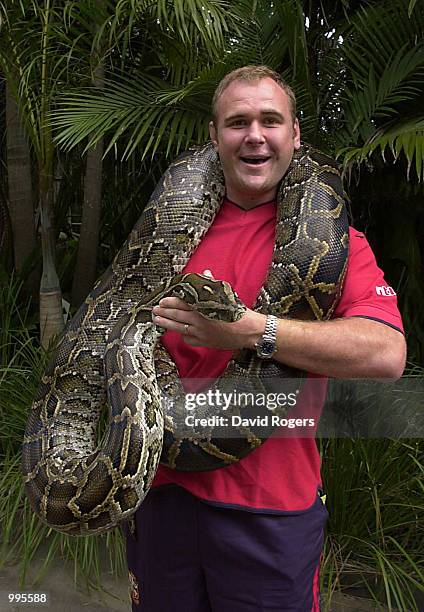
[333,227,404,333]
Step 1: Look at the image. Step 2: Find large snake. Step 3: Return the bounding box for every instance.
[22,142,349,535]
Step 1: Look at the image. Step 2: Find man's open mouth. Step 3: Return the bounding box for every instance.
[240,156,271,165]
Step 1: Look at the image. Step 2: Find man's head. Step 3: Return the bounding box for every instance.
[211,66,297,123]
[209,66,301,208]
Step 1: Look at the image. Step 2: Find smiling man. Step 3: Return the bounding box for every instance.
[208,75,300,207]
[124,66,406,611]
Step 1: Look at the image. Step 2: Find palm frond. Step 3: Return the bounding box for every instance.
[52,72,212,159]
[331,0,424,179]
[275,1,310,85]
[337,118,424,181]
[408,0,419,17]
[0,1,97,158]
[101,0,235,60]
[340,45,424,142]
[342,0,422,85]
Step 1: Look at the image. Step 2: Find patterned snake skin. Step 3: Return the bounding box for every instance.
[22,142,349,535]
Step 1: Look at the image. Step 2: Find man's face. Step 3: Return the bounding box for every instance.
[209,78,301,207]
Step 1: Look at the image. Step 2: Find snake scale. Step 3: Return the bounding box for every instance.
[22,142,349,535]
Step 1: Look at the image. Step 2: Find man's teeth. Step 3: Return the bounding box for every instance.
[241,157,269,164]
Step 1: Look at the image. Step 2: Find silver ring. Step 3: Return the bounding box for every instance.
[184,324,189,335]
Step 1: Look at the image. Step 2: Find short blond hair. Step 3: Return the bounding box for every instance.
[211,65,297,124]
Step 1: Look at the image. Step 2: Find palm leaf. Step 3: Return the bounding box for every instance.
[340,45,424,142]
[337,118,424,181]
[408,0,419,16]
[52,72,212,159]
[333,0,424,179]
[100,0,235,61]
[342,0,422,84]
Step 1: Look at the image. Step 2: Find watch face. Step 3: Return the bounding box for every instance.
[258,340,275,358]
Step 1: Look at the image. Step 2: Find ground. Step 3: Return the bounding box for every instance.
[0,547,394,612]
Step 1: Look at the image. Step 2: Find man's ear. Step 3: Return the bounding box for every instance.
[293,118,301,150]
[209,121,218,149]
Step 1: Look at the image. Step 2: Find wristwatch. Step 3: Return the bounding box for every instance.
[255,315,278,359]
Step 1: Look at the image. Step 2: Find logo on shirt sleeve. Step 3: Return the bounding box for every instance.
[375,286,396,297]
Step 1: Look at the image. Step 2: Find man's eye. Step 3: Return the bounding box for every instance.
[264,117,279,125]
[230,120,246,127]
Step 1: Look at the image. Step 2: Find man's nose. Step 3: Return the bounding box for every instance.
[245,121,265,143]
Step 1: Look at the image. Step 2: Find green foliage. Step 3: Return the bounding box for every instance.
[321,437,424,610]
[53,72,212,159]
[408,0,419,16]
[49,0,247,160]
[50,0,424,180]
[0,0,70,161]
[334,0,424,181]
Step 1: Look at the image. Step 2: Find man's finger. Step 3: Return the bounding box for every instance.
[157,296,192,309]
[153,306,195,324]
[152,316,177,332]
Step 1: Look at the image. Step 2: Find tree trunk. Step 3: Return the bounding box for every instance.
[39,167,64,347]
[0,190,10,259]
[5,81,38,297]
[71,64,104,307]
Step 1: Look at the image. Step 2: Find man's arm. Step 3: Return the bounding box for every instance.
[248,312,406,379]
[152,301,406,380]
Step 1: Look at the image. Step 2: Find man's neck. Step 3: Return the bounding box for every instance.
[225,192,277,210]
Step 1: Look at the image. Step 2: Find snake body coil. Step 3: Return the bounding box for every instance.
[22,143,349,535]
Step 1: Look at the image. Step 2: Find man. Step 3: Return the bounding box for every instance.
[125,66,406,611]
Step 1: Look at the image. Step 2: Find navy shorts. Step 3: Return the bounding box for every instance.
[124,485,328,611]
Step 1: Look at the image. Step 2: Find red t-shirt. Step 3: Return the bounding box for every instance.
[152,198,404,512]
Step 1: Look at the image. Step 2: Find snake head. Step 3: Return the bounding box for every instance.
[169,273,246,323]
